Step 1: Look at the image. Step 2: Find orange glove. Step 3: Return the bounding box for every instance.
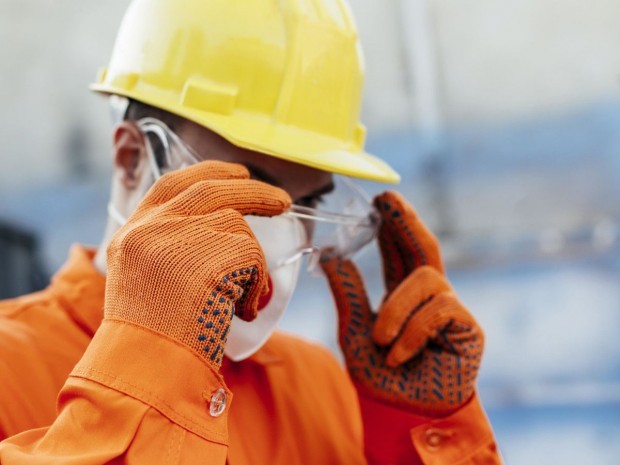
[321,192,484,417]
[105,161,291,371]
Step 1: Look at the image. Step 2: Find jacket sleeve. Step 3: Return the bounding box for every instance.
[358,388,502,465]
[0,320,231,464]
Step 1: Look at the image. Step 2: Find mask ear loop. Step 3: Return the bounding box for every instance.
[107,202,129,226]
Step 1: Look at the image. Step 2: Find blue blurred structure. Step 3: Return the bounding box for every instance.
[452,255,620,463]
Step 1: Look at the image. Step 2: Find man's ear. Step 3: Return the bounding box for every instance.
[113,122,148,189]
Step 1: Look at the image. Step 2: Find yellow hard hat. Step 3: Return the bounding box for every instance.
[92,0,400,184]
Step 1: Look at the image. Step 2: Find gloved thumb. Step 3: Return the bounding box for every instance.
[320,253,374,348]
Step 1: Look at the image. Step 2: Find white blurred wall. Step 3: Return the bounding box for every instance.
[1,0,620,188]
[431,0,620,123]
[0,0,128,188]
[352,0,620,127]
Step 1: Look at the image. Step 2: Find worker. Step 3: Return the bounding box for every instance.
[0,0,501,463]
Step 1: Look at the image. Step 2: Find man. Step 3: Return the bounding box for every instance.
[0,0,500,463]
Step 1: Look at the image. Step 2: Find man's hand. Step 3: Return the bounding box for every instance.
[321,192,483,417]
[105,161,291,371]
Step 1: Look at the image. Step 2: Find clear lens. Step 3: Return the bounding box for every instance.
[136,118,381,274]
[281,179,380,274]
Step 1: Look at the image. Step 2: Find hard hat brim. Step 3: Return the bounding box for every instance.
[92,84,400,184]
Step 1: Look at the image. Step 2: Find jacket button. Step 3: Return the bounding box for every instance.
[424,428,448,450]
[209,389,227,417]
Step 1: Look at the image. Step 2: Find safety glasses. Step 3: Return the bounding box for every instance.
[137,118,380,273]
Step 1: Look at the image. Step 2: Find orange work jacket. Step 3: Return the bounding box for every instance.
[0,245,500,464]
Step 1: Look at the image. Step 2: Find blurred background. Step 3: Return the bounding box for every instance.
[1,0,619,462]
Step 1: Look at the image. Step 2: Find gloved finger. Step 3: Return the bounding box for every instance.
[320,254,374,348]
[188,219,270,323]
[385,292,479,367]
[160,179,292,218]
[372,266,451,346]
[178,223,269,323]
[377,224,407,295]
[374,191,445,275]
[225,245,269,322]
[133,207,255,239]
[138,160,250,210]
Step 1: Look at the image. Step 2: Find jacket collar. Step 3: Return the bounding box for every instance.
[50,245,106,336]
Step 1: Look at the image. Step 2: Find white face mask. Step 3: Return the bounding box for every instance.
[225,214,307,361]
